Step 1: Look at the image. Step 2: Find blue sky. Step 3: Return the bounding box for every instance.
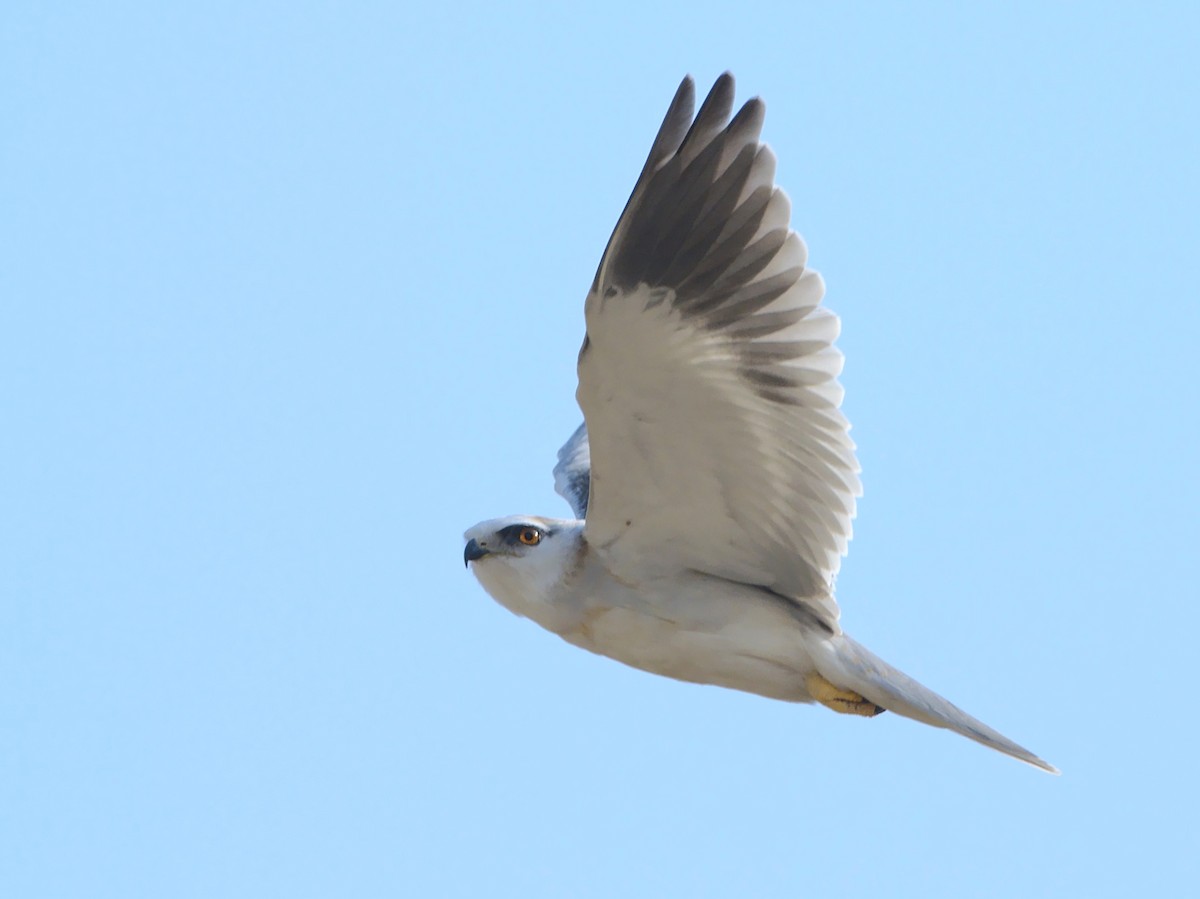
[3,2,1198,896]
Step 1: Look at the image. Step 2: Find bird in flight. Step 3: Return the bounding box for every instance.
[463,73,1056,773]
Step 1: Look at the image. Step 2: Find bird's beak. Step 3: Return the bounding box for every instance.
[463,538,491,567]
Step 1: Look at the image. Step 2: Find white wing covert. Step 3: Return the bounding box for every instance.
[576,73,861,631]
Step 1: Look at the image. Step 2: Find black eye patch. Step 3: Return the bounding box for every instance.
[499,524,542,544]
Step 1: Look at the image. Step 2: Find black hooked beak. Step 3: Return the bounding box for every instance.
[463,538,490,567]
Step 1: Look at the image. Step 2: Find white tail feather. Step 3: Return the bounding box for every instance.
[811,634,1059,774]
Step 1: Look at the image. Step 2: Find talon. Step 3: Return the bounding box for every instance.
[805,672,886,717]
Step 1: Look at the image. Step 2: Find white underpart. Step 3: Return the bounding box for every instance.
[467,521,823,702]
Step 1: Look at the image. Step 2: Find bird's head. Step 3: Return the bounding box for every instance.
[462,515,584,625]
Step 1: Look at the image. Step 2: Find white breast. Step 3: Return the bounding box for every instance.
[469,531,823,703]
[557,570,820,703]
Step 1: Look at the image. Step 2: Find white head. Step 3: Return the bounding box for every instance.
[463,515,585,630]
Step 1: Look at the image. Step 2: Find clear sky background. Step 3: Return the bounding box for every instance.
[3,2,1198,897]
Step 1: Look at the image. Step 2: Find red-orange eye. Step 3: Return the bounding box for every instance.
[518,527,542,546]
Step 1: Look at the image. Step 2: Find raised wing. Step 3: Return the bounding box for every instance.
[576,73,861,629]
[552,422,591,519]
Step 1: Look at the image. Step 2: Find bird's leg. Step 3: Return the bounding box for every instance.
[805,672,886,717]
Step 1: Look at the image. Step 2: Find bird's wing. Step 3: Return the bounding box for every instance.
[577,73,860,630]
[552,422,591,519]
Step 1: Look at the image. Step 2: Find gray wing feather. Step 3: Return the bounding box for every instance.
[592,73,839,411]
[577,73,858,628]
[552,422,591,519]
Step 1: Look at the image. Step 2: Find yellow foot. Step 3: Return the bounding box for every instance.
[805,673,886,717]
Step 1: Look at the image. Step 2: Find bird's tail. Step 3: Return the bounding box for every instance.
[810,634,1058,774]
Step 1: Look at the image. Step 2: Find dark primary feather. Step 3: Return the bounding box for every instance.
[589,73,833,409]
[552,422,591,519]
